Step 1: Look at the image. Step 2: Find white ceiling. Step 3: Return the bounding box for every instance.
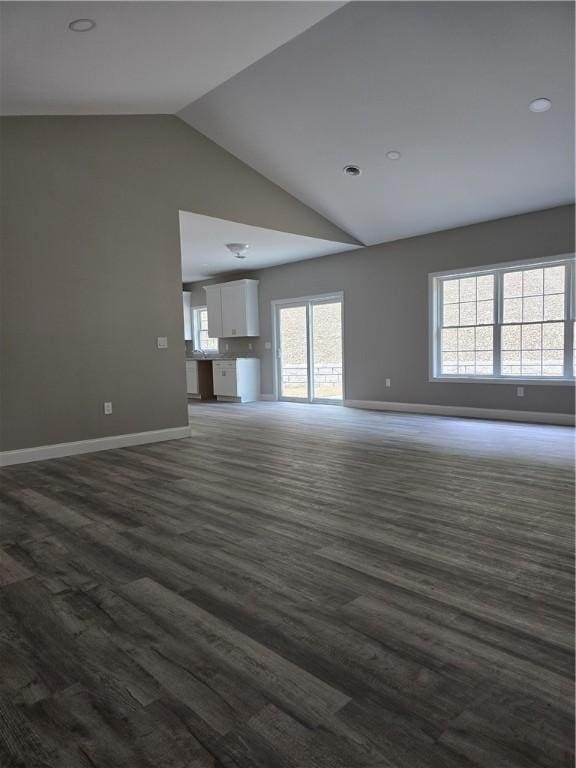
[0,2,343,115]
[180,2,575,245]
[2,2,573,253]
[179,211,359,282]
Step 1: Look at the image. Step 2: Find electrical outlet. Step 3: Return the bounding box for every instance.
[156,336,168,349]
[385,378,391,388]
[265,341,272,350]
[248,343,253,351]
[516,386,524,397]
[103,401,113,415]
[225,343,229,352]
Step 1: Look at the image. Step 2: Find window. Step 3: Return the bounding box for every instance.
[430,255,575,382]
[193,306,218,352]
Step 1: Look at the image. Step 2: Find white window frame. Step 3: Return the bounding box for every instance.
[193,305,219,353]
[429,253,576,385]
[271,292,345,403]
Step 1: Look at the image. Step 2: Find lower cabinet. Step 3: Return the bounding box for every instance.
[185,360,199,397]
[213,358,260,403]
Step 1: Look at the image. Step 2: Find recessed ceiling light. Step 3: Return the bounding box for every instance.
[68,19,96,32]
[226,243,250,260]
[386,150,401,160]
[529,98,551,113]
[343,165,362,177]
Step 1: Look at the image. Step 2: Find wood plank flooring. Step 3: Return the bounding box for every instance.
[0,401,573,767]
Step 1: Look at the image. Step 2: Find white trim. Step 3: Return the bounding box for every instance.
[192,305,219,353]
[429,253,576,384]
[344,399,575,426]
[428,252,574,281]
[0,426,192,467]
[270,291,343,309]
[272,291,345,403]
[430,376,575,386]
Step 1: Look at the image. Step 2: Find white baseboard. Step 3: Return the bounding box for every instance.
[344,399,575,426]
[0,425,192,468]
[259,394,276,401]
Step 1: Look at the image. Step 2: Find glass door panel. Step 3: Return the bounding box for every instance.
[278,304,309,400]
[311,301,343,401]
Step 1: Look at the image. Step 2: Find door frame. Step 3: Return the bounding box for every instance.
[271,292,345,404]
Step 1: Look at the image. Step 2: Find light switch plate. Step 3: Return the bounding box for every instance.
[103,401,113,415]
[385,378,391,388]
[265,341,272,350]
[157,336,168,349]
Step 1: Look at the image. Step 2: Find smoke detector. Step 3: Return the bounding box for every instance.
[226,243,250,260]
[68,18,96,32]
[529,97,551,113]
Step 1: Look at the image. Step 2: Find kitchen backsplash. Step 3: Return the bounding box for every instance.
[184,339,260,359]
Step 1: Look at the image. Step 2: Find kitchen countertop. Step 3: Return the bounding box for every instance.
[185,356,258,362]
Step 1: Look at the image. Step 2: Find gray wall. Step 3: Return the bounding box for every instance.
[188,205,575,414]
[0,115,354,451]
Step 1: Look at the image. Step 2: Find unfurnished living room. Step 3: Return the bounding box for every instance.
[0,2,574,767]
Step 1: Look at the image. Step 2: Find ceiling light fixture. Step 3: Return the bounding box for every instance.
[68,18,96,32]
[529,97,551,113]
[343,165,362,177]
[386,150,401,160]
[226,243,250,260]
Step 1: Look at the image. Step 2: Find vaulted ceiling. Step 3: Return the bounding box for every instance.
[0,2,343,114]
[180,2,575,245]
[2,1,574,248]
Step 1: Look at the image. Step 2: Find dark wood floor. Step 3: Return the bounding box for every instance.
[0,402,573,768]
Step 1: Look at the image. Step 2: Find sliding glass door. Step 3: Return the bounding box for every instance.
[274,294,343,403]
[277,303,310,400]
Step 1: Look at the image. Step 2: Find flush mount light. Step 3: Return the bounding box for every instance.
[226,243,250,260]
[386,150,401,160]
[68,18,96,32]
[343,165,362,177]
[529,97,551,113]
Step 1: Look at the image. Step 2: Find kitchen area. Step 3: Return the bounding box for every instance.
[183,277,261,404]
[179,210,354,407]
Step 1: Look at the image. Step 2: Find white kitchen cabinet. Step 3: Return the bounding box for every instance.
[204,285,223,338]
[204,279,259,338]
[185,360,199,396]
[220,283,245,338]
[212,360,237,398]
[213,358,260,402]
[182,292,193,341]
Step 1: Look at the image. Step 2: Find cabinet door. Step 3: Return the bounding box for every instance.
[221,283,247,338]
[235,359,260,402]
[182,293,193,341]
[213,362,237,397]
[185,361,199,394]
[205,287,223,338]
[244,281,260,336]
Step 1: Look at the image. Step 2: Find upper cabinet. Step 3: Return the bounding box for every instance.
[182,292,193,341]
[205,279,259,338]
[205,285,223,338]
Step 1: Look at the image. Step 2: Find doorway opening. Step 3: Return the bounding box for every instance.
[273,293,344,403]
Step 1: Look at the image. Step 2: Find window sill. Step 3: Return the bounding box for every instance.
[430,376,575,386]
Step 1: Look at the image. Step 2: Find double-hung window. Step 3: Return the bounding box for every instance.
[430,255,575,382]
[193,306,218,353]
